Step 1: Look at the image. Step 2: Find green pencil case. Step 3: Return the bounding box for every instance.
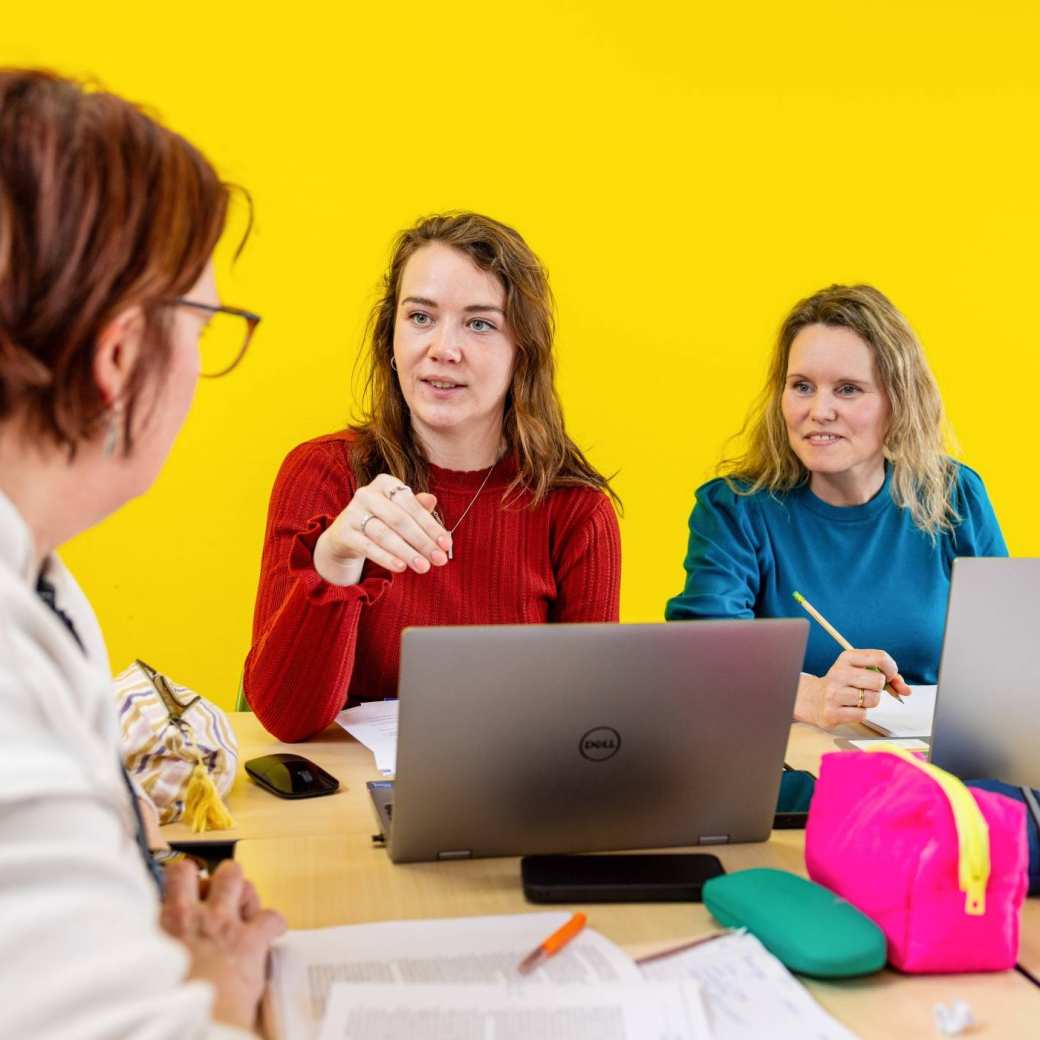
[702,868,886,978]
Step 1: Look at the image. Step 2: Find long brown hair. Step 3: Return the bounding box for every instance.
[0,68,233,453]
[720,284,957,536]
[350,212,618,507]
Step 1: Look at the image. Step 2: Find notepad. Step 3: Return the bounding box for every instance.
[264,912,643,1040]
[318,982,711,1040]
[640,931,857,1040]
[848,737,929,752]
[863,684,936,739]
[335,700,398,775]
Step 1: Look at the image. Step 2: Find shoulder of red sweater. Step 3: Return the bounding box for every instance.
[273,430,358,492]
[296,428,358,450]
[280,429,356,466]
[547,482,612,503]
[545,483,616,520]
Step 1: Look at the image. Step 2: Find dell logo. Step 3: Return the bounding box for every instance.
[579,726,622,762]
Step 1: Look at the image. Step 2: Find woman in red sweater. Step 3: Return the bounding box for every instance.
[245,213,621,741]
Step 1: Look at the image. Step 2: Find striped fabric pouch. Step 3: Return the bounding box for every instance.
[114,659,237,832]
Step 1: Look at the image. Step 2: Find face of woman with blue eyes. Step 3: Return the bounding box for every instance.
[781,323,891,487]
[393,241,517,445]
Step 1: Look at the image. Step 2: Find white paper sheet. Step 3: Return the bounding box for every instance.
[848,737,929,751]
[640,931,857,1040]
[266,912,643,1040]
[863,684,936,739]
[317,982,711,1040]
[335,700,398,775]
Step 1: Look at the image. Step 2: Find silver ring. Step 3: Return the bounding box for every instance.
[359,513,377,536]
[387,484,409,501]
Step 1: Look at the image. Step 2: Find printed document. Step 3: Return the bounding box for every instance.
[266,911,643,1040]
[640,931,857,1040]
[317,981,710,1040]
[335,700,398,775]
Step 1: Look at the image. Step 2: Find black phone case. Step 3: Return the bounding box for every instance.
[521,853,724,903]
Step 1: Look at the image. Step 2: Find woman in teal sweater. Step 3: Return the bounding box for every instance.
[666,284,1007,730]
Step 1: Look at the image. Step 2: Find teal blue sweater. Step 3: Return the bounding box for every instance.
[664,464,1007,684]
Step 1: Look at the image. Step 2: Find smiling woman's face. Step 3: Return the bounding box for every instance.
[392,242,516,448]
[781,323,890,484]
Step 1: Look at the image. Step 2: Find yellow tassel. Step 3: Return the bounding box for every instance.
[184,757,234,833]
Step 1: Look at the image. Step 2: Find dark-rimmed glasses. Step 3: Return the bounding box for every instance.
[175,298,262,378]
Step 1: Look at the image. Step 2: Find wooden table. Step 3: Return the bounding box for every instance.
[168,714,1040,1038]
[163,714,370,843]
[1021,901,1040,982]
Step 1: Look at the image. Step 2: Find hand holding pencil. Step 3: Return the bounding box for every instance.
[792,591,912,729]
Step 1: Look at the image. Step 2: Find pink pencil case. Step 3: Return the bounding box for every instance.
[805,744,1028,973]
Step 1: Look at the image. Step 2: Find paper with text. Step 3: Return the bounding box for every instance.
[266,912,643,1040]
[863,684,936,739]
[640,931,857,1040]
[317,982,711,1040]
[335,700,398,775]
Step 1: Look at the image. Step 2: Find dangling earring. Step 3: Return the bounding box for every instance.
[102,405,123,458]
[390,357,398,372]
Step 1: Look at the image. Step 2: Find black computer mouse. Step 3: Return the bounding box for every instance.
[244,753,340,799]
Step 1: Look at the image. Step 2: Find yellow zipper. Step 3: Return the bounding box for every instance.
[862,743,989,915]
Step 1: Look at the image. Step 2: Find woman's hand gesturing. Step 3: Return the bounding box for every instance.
[313,474,453,586]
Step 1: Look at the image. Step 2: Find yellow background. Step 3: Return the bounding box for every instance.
[4,3,1039,709]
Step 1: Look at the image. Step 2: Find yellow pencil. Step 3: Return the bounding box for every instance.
[792,591,904,704]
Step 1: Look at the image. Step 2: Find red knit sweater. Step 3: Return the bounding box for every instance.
[243,431,622,742]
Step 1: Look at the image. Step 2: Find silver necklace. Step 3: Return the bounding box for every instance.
[433,462,497,560]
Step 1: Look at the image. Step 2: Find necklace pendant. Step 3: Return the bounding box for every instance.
[434,509,454,560]
[431,461,496,564]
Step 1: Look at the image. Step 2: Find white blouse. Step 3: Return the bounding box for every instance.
[0,491,250,1039]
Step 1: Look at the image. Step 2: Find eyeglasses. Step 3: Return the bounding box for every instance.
[174,298,262,378]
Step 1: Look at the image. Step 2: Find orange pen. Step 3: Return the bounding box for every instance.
[517,912,587,974]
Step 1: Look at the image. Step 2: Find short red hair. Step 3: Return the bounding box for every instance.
[0,69,232,451]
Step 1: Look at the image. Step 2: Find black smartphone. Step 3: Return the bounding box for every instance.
[521,853,724,903]
[772,811,809,829]
[244,753,339,799]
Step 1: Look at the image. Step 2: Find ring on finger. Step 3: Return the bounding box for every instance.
[359,513,377,536]
[387,484,409,501]
[857,689,865,709]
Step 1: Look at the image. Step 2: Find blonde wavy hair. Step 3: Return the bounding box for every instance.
[720,284,958,536]
[350,211,618,508]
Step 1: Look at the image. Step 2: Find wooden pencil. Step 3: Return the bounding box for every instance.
[793,591,904,704]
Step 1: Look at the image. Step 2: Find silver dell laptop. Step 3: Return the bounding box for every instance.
[369,619,808,863]
[930,557,1040,787]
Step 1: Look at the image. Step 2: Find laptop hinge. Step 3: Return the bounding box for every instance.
[436,850,473,860]
[698,835,730,845]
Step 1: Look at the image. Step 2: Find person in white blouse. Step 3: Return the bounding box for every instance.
[0,69,282,1037]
